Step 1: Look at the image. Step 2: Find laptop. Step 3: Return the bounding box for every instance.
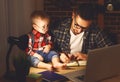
[64,44,120,82]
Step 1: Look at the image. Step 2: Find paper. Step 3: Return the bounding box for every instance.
[67,60,87,67]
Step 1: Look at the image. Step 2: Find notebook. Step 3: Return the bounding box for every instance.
[64,44,120,82]
[38,71,70,82]
[67,60,87,67]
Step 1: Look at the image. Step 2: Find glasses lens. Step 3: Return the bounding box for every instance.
[74,18,87,30]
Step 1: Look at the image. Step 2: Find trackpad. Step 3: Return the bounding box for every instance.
[76,75,85,81]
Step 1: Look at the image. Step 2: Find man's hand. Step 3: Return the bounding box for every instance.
[72,52,87,61]
[60,53,71,63]
[43,44,51,53]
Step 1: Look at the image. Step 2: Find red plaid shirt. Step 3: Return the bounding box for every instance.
[26,29,52,56]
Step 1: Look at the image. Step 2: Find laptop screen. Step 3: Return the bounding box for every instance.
[85,44,120,82]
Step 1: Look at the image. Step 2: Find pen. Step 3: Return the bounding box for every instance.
[76,60,80,66]
[64,52,80,66]
[64,52,70,59]
[71,54,80,66]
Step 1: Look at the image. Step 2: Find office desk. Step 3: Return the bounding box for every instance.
[29,66,85,82]
[29,66,120,82]
[29,66,85,75]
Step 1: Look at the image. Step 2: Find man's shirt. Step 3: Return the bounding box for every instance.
[51,18,114,54]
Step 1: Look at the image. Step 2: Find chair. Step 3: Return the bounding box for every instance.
[4,34,30,82]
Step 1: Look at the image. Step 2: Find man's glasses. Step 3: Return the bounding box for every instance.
[74,17,87,31]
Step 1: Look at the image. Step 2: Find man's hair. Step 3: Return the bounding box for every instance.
[74,3,102,20]
[30,10,50,22]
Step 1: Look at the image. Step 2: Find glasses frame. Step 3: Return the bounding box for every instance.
[74,17,87,31]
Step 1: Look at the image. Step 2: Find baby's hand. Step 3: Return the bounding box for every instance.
[43,44,51,53]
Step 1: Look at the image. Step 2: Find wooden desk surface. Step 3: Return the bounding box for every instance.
[29,66,85,82]
[29,66,120,82]
[29,66,85,75]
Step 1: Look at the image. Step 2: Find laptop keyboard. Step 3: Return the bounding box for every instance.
[63,69,85,82]
[76,75,85,81]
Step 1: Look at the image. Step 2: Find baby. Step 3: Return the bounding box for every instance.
[26,10,66,71]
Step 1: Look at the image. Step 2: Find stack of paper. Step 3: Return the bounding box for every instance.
[67,60,87,67]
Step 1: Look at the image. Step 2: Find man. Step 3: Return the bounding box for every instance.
[50,3,114,63]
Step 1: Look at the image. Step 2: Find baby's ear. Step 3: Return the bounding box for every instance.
[32,24,36,29]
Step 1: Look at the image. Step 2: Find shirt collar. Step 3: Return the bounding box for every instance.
[32,29,49,38]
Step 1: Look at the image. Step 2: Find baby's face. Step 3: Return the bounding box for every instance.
[33,18,49,34]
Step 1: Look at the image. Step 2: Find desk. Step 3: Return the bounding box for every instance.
[29,66,85,75]
[29,66,85,82]
[29,66,120,82]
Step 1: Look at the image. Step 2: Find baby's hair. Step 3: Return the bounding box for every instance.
[30,10,50,22]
